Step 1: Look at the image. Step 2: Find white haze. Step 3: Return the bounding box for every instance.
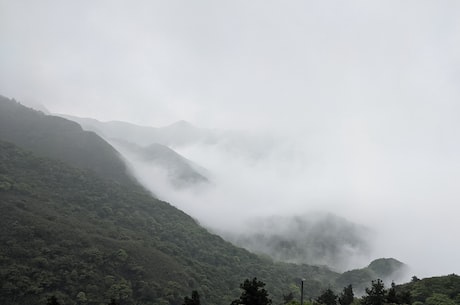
[2,0,460,278]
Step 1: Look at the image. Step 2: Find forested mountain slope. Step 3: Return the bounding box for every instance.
[0,140,338,305]
[0,95,134,185]
[0,97,341,304]
[396,274,460,304]
[335,258,407,294]
[0,96,412,305]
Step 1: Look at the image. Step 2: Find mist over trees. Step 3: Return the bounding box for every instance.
[220,213,371,271]
[1,96,460,305]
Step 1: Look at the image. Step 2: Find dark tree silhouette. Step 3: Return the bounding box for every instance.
[361,279,386,305]
[231,278,272,305]
[316,288,337,305]
[108,299,119,305]
[47,296,61,305]
[386,282,398,304]
[183,290,201,305]
[338,284,354,305]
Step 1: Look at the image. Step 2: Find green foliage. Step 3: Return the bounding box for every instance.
[231,278,272,305]
[0,96,422,305]
[0,140,339,305]
[386,282,398,304]
[361,279,386,305]
[0,95,134,185]
[338,285,354,305]
[397,274,460,305]
[367,259,404,279]
[335,259,406,294]
[425,293,456,305]
[356,278,414,305]
[283,292,295,304]
[316,288,337,305]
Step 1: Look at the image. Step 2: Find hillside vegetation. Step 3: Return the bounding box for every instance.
[0,97,341,304]
[397,274,460,305]
[0,95,134,185]
[335,258,407,294]
[0,96,435,305]
[0,140,342,305]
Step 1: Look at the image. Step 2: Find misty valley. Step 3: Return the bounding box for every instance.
[2,0,460,303]
[1,96,460,305]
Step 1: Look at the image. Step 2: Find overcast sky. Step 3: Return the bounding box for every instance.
[2,0,460,278]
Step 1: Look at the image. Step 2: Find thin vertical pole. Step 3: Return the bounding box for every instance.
[300,279,304,305]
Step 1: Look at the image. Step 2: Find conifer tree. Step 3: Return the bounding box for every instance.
[386,282,398,304]
[361,279,386,305]
[338,284,354,305]
[231,278,272,305]
[315,288,337,305]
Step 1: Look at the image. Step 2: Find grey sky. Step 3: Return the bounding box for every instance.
[2,1,460,277]
[2,1,459,130]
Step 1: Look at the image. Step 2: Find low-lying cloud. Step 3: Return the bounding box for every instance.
[108,121,460,279]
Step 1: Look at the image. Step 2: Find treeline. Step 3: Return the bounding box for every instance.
[45,275,460,305]
[226,277,412,305]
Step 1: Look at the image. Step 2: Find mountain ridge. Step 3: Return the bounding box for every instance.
[0,95,135,186]
[0,95,410,304]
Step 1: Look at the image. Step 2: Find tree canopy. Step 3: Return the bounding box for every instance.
[231,278,272,305]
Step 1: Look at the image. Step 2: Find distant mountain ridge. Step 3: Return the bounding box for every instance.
[59,115,214,147]
[58,114,279,161]
[59,114,213,188]
[111,139,209,189]
[335,258,408,294]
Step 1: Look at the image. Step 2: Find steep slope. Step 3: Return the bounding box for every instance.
[0,96,342,304]
[0,96,134,185]
[112,140,209,188]
[0,95,409,305]
[0,140,339,305]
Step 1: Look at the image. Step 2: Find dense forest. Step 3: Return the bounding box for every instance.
[1,96,458,305]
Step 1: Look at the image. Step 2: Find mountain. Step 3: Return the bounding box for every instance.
[58,115,213,188]
[111,139,209,189]
[59,115,214,148]
[0,96,412,305]
[58,114,278,160]
[220,213,371,272]
[0,95,134,185]
[0,96,342,304]
[335,258,408,294]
